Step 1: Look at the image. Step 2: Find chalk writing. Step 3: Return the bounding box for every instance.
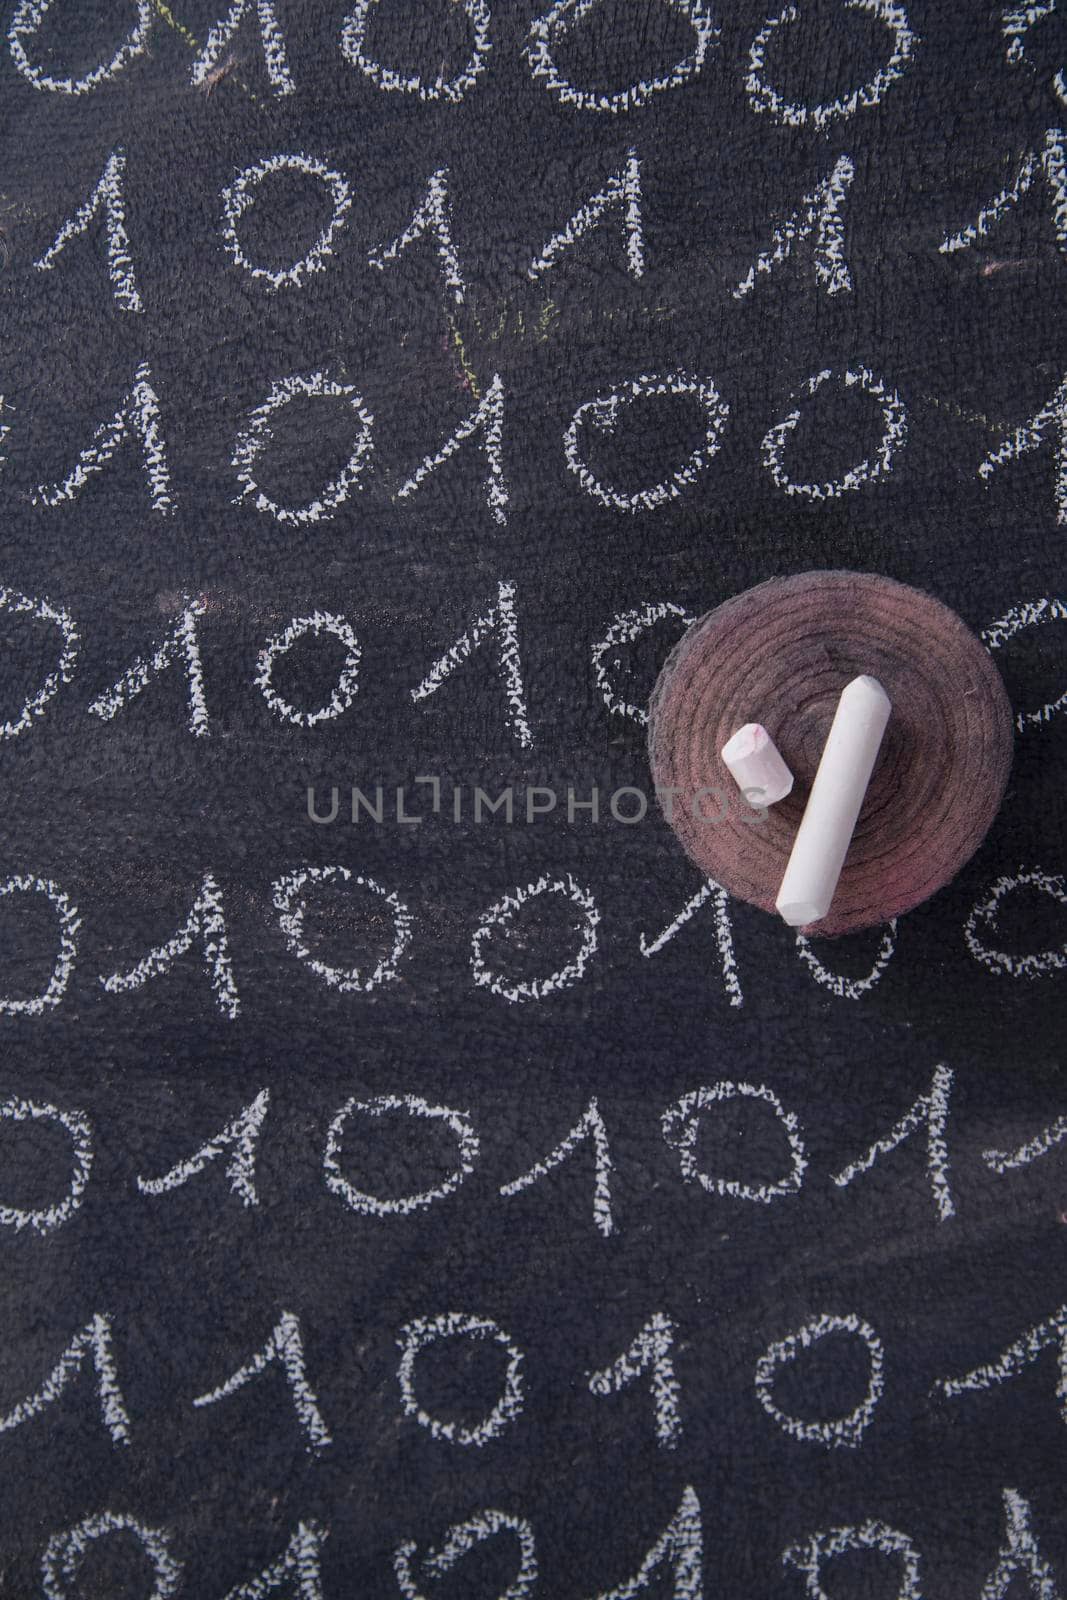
[88,597,209,736]
[192,1310,332,1453]
[584,1486,703,1600]
[192,0,295,96]
[0,586,79,740]
[398,372,509,525]
[394,1510,537,1600]
[782,1520,923,1600]
[100,871,240,1017]
[639,880,744,1008]
[981,1489,1060,1599]
[411,579,532,747]
[965,869,1067,977]
[940,129,1067,256]
[221,1522,328,1600]
[761,366,907,499]
[396,1313,525,1446]
[500,1097,614,1236]
[589,1311,682,1448]
[471,873,600,1001]
[221,155,351,289]
[232,371,374,524]
[35,148,143,311]
[795,920,897,998]
[591,602,695,726]
[324,1094,479,1216]
[525,0,717,114]
[977,373,1067,525]
[9,0,151,94]
[0,875,79,1017]
[983,596,1067,731]
[832,1063,955,1221]
[528,149,644,280]
[136,1090,270,1207]
[42,1513,181,1600]
[272,866,413,991]
[370,167,466,305]
[565,371,730,512]
[734,155,855,300]
[0,1313,131,1445]
[1003,2,1066,107]
[255,612,361,727]
[341,0,492,103]
[754,1312,885,1447]
[934,1303,1067,1423]
[34,361,174,514]
[746,1,917,129]
[984,1112,1067,1173]
[0,1097,93,1235]
[662,1081,807,1203]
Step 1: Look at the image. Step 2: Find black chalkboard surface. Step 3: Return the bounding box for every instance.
[1,1,1066,1594]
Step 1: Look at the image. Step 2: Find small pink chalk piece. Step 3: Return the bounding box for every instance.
[721,723,794,806]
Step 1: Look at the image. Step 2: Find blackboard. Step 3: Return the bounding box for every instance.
[1,0,1066,1593]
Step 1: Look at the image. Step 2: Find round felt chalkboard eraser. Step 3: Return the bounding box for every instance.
[647,570,1014,937]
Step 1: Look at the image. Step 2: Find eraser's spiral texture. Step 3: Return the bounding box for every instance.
[648,571,1014,936]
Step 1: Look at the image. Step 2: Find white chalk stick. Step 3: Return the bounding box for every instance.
[775,675,891,927]
[721,723,794,805]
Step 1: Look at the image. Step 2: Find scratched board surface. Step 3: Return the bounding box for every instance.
[0,0,1066,1594]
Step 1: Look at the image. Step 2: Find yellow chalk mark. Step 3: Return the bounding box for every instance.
[488,306,507,341]
[150,0,260,101]
[447,315,481,400]
[922,392,1006,437]
[151,0,199,51]
[536,299,559,341]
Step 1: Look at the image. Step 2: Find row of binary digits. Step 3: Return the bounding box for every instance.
[10,0,923,117]
[0,860,1062,1019]
[5,1064,1067,1236]
[26,132,1067,310]
[4,1292,1067,1458]
[10,1483,1065,1600]
[2,588,1063,745]
[4,355,1067,525]
[9,0,1065,123]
